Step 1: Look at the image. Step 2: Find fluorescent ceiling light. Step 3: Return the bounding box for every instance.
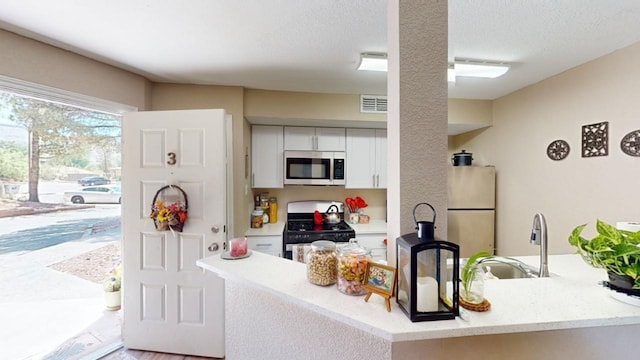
[357,53,387,72]
[448,64,456,83]
[356,53,509,80]
[453,59,509,78]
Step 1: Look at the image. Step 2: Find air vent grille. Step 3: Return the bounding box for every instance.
[360,95,387,113]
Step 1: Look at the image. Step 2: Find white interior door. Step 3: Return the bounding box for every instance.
[121,109,227,357]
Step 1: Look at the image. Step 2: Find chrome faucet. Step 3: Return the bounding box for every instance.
[530,213,550,277]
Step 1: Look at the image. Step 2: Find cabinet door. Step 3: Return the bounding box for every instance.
[374,129,387,188]
[252,125,284,188]
[346,128,376,188]
[355,234,387,263]
[316,127,346,151]
[284,126,315,150]
[246,235,282,257]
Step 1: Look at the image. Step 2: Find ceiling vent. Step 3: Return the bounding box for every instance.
[360,95,387,113]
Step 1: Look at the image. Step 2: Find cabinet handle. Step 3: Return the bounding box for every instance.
[256,243,272,247]
[373,174,376,187]
[376,174,380,188]
[252,173,255,187]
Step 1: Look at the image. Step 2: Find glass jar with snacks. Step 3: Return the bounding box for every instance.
[336,239,371,295]
[306,240,337,286]
[251,208,264,228]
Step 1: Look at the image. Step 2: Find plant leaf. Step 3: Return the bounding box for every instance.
[568,224,587,250]
[596,219,621,241]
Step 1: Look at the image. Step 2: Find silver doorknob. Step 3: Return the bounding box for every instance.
[211,226,219,233]
[208,243,219,252]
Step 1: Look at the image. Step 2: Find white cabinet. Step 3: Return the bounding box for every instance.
[252,125,284,188]
[355,234,387,263]
[284,126,346,151]
[246,235,282,257]
[345,128,387,188]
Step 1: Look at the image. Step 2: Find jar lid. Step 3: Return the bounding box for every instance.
[252,208,264,216]
[311,240,336,251]
[338,239,370,256]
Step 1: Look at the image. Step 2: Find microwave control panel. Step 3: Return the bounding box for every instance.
[334,158,345,180]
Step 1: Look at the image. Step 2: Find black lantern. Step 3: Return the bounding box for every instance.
[396,232,460,322]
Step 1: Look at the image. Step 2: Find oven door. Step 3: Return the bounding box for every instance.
[284,151,334,185]
[285,241,352,261]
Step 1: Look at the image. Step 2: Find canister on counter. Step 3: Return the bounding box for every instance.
[251,207,264,228]
[337,239,371,295]
[269,197,277,223]
[306,240,337,286]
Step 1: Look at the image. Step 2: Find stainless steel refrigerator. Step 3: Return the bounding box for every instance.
[447,166,496,258]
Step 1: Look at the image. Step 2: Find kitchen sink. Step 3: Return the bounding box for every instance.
[447,259,540,280]
[479,261,539,279]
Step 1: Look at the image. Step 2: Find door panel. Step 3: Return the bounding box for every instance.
[141,232,166,270]
[141,130,167,167]
[179,129,204,167]
[122,109,226,357]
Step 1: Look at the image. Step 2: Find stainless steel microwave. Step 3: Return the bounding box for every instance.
[284,151,345,185]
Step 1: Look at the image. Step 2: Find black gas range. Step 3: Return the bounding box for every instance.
[283,200,356,260]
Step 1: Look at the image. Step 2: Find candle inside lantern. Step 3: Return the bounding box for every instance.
[417,276,439,312]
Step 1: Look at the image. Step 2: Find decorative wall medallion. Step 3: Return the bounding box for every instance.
[582,121,609,157]
[546,139,570,160]
[620,129,640,157]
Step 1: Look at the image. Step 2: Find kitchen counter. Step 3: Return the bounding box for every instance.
[348,219,387,234]
[243,221,284,237]
[197,252,640,359]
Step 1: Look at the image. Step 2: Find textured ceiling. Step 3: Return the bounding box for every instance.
[1,0,640,100]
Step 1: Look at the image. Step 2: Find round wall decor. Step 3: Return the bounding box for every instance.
[547,139,570,161]
[620,129,640,157]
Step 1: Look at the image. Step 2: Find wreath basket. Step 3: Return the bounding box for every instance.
[150,185,188,232]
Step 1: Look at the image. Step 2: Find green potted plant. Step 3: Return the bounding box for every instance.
[104,265,122,310]
[568,219,640,290]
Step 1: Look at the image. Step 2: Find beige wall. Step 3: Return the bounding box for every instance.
[448,99,492,127]
[0,29,149,110]
[452,41,640,256]
[245,89,386,126]
[254,187,387,225]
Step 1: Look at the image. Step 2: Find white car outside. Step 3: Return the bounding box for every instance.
[64,185,121,204]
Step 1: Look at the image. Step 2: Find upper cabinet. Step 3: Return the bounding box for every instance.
[345,129,387,189]
[284,126,346,151]
[252,125,284,188]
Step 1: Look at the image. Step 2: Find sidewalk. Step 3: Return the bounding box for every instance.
[0,199,93,218]
[0,221,122,359]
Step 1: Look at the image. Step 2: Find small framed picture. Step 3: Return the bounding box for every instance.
[364,262,397,298]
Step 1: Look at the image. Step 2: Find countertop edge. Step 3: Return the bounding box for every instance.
[197,253,640,343]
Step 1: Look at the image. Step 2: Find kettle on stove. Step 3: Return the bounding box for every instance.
[324,204,341,224]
